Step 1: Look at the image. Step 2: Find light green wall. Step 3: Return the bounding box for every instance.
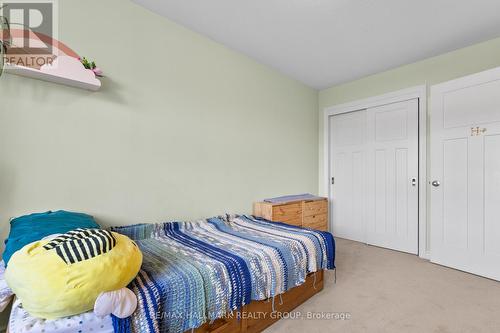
[0,0,318,243]
[318,37,500,195]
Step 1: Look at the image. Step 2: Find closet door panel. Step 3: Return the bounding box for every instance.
[330,110,367,243]
[366,99,419,254]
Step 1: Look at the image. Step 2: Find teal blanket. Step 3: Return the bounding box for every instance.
[3,210,99,266]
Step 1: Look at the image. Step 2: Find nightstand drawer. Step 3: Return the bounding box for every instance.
[303,214,327,231]
[272,202,302,222]
[282,218,302,227]
[303,200,327,217]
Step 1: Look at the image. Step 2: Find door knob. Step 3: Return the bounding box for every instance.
[431,180,440,187]
[411,178,417,186]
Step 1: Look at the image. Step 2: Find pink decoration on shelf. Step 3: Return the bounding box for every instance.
[92,67,103,77]
[40,56,101,88]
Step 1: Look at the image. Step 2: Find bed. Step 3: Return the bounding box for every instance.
[8,297,114,333]
[7,214,335,333]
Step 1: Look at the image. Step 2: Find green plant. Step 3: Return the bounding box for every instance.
[79,56,103,77]
[80,56,96,70]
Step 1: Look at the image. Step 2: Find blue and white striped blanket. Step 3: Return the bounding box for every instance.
[110,215,335,333]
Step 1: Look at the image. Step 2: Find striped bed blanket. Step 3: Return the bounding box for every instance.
[110,214,335,333]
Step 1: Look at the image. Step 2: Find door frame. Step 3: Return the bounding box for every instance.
[323,85,428,259]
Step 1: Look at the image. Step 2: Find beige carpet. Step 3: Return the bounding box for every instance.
[264,238,500,333]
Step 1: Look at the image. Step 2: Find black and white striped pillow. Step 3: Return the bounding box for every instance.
[43,228,116,265]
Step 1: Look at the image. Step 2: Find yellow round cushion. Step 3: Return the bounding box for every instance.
[5,229,142,319]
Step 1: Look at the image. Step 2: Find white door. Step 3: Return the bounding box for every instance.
[329,110,367,243]
[431,67,500,281]
[330,99,419,254]
[366,100,419,254]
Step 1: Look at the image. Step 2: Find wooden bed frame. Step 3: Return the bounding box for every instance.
[6,270,324,333]
[6,272,325,333]
[192,270,324,333]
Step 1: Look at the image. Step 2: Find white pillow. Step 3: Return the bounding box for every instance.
[94,287,137,318]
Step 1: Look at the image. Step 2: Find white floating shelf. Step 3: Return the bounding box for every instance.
[5,56,101,91]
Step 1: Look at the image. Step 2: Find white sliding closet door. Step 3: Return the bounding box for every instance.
[366,100,419,254]
[330,99,419,254]
[330,110,367,243]
[430,68,500,281]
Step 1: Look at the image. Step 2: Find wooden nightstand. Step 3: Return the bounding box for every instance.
[253,197,328,231]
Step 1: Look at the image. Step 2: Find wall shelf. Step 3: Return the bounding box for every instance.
[6,56,101,91]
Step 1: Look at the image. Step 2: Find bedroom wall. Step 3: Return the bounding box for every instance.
[318,37,500,253]
[0,0,318,242]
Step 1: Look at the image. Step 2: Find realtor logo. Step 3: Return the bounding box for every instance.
[0,0,59,68]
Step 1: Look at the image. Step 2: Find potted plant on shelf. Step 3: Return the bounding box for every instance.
[79,56,103,77]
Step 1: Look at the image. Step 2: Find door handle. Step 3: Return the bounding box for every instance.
[411,178,417,186]
[431,180,440,187]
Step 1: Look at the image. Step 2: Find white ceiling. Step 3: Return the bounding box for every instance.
[133,0,500,89]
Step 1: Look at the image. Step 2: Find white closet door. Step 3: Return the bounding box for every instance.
[330,99,419,253]
[366,100,419,254]
[330,110,367,243]
[431,68,500,281]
